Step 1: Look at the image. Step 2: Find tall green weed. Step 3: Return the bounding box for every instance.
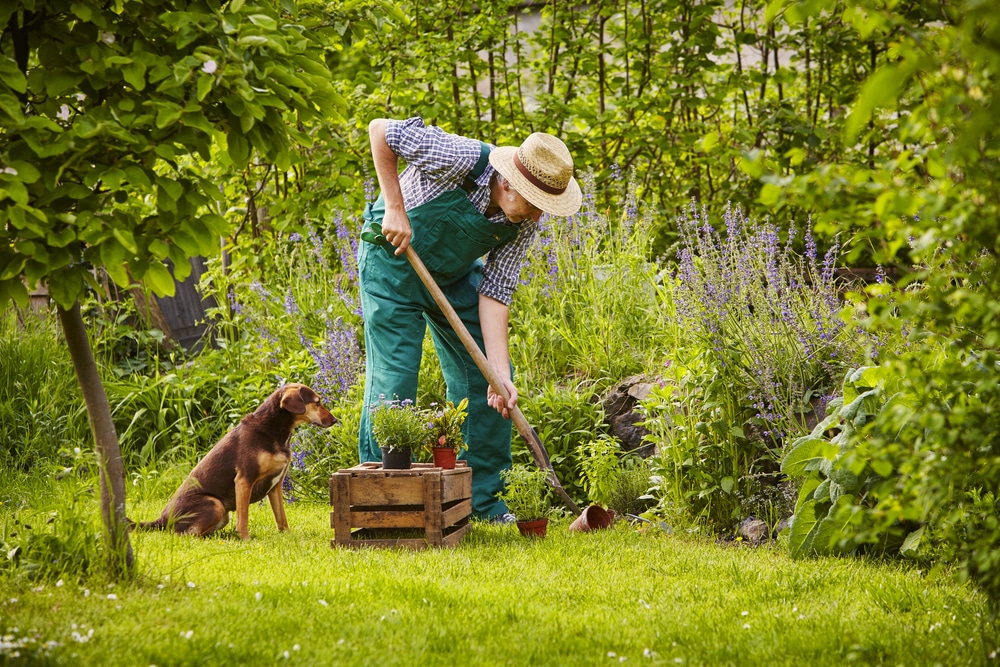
[0,311,89,469]
[510,173,677,394]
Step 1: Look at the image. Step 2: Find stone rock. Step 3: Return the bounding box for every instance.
[600,375,659,457]
[738,517,770,545]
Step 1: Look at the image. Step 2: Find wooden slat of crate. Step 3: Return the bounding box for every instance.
[330,461,472,550]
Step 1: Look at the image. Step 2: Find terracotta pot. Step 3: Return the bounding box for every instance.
[431,446,457,469]
[380,446,412,470]
[569,504,614,533]
[516,518,548,538]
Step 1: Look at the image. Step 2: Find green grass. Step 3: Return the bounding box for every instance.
[1,472,997,666]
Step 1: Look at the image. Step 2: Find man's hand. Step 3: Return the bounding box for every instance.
[380,207,412,255]
[487,378,518,419]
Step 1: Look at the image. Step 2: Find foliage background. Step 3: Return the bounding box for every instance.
[2,0,999,608]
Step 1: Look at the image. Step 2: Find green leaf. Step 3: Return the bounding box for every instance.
[113,227,138,253]
[0,278,30,309]
[227,131,249,166]
[70,2,93,21]
[700,132,718,152]
[247,14,278,31]
[845,65,907,142]
[44,70,84,97]
[0,57,27,94]
[148,239,170,259]
[144,261,176,297]
[196,72,214,101]
[720,476,734,494]
[48,268,84,309]
[781,436,836,477]
[900,525,924,558]
[123,62,147,91]
[788,499,821,559]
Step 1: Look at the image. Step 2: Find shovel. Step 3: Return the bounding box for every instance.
[362,222,582,516]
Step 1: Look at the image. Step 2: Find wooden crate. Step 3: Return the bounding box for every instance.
[330,462,472,550]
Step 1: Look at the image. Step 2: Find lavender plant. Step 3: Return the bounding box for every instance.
[642,202,864,530]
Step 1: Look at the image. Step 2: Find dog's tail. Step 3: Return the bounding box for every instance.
[131,517,169,531]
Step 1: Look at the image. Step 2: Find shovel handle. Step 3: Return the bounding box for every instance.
[403,246,581,515]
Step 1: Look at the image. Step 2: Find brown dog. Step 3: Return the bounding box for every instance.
[137,383,336,540]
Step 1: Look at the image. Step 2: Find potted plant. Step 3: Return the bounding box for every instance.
[422,398,469,469]
[370,396,426,470]
[497,464,552,538]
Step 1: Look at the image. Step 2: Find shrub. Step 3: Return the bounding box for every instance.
[517,382,610,507]
[641,202,866,531]
[577,437,653,517]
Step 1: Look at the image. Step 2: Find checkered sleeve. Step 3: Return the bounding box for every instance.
[479,220,539,306]
[385,118,483,196]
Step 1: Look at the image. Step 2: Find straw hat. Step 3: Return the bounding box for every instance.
[489,133,582,217]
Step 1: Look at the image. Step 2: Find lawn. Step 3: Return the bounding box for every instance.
[1,477,996,667]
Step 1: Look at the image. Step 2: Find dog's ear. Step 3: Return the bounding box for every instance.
[279,387,307,414]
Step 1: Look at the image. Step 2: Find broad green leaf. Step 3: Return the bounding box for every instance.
[196,73,214,101]
[247,14,277,31]
[9,161,41,184]
[70,2,93,21]
[700,132,718,152]
[48,267,84,309]
[0,255,27,281]
[788,499,820,559]
[0,278,29,308]
[44,70,83,97]
[781,437,836,477]
[112,227,138,253]
[227,131,249,166]
[123,62,147,91]
[144,261,176,297]
[0,57,27,93]
[900,525,924,558]
[148,239,170,259]
[720,476,734,494]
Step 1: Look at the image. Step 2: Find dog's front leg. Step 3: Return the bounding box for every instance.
[267,471,289,532]
[234,474,253,540]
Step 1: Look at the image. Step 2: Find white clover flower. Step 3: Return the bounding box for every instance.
[202,60,218,74]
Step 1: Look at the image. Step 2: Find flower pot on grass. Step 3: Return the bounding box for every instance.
[497,464,552,538]
[516,517,549,538]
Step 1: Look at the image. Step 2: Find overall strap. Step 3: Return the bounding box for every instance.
[460,141,491,194]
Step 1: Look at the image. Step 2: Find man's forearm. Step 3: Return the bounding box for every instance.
[368,118,403,212]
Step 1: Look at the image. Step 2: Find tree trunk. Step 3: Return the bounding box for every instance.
[58,300,135,576]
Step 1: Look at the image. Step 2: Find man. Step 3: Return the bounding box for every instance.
[357,117,581,521]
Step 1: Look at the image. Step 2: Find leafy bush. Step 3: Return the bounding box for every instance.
[510,173,677,395]
[780,366,907,558]
[782,354,1000,609]
[640,203,865,532]
[577,437,653,517]
[369,397,426,452]
[517,382,610,507]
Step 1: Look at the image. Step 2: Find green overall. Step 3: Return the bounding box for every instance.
[357,145,520,520]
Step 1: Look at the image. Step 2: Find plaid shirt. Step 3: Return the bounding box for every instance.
[384,117,538,306]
